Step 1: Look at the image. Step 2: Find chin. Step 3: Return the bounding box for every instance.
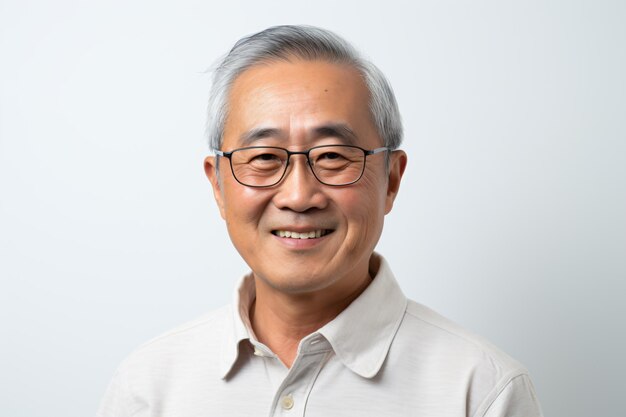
[257,269,336,295]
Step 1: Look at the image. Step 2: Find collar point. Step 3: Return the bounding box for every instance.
[346,360,385,379]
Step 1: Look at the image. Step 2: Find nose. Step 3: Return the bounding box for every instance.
[272,154,328,212]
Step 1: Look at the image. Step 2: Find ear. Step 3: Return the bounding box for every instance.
[204,156,226,220]
[384,150,407,214]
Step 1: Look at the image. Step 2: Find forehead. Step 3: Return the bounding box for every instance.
[223,59,380,148]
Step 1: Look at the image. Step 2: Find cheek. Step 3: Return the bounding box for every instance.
[356,167,388,209]
[335,174,387,249]
[222,183,272,227]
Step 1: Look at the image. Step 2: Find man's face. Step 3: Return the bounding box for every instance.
[205,59,406,295]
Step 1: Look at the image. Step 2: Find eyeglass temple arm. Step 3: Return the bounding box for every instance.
[365,147,389,156]
[214,150,231,158]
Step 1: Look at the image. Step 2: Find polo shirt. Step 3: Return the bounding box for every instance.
[97,254,543,417]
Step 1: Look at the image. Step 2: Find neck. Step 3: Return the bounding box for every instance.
[250,269,372,368]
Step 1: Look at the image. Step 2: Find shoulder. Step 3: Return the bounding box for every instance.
[97,306,234,416]
[401,300,526,374]
[116,305,232,377]
[387,300,538,416]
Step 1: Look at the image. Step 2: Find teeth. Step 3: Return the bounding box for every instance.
[274,229,329,239]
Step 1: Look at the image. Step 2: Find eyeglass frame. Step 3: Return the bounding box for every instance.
[214,144,389,188]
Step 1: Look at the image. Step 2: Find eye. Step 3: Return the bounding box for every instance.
[254,153,280,162]
[318,152,344,160]
[246,150,284,170]
[314,150,351,170]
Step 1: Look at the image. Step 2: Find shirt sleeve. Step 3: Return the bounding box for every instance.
[96,369,132,417]
[480,374,544,417]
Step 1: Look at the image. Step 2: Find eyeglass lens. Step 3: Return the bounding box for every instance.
[229,146,366,187]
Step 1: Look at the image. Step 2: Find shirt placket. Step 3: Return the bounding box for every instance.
[268,335,331,417]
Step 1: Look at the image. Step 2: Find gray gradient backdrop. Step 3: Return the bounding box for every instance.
[1,1,624,416]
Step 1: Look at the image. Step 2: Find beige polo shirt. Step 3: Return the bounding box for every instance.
[97,254,543,417]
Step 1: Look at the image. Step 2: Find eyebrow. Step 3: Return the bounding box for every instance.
[312,123,359,146]
[238,123,359,147]
[239,127,285,147]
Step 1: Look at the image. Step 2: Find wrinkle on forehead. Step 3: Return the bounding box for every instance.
[222,59,379,150]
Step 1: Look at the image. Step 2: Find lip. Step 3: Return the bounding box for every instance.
[273,228,331,238]
[271,224,334,233]
[271,226,335,250]
[271,231,332,250]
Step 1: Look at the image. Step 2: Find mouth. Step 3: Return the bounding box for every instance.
[271,229,333,239]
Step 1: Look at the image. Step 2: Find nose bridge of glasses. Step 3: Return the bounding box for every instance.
[285,149,313,168]
[282,150,314,183]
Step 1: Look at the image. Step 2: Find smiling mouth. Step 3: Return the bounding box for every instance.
[271,229,333,239]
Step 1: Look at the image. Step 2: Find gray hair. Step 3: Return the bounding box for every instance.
[206,25,403,152]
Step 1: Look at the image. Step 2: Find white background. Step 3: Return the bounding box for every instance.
[1,1,625,416]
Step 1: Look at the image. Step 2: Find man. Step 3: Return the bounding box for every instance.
[98,25,543,416]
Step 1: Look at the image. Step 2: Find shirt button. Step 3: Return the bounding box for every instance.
[280,394,294,410]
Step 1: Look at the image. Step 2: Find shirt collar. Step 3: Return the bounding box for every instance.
[317,254,408,378]
[219,253,408,379]
[219,273,256,379]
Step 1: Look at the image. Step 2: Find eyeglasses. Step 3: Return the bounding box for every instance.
[215,145,389,188]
